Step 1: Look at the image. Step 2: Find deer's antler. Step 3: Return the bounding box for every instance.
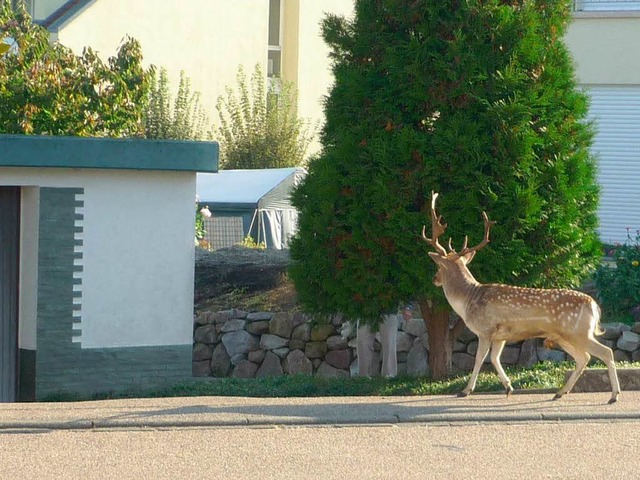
[422,191,448,256]
[450,211,496,259]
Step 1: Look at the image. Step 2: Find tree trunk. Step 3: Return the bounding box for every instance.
[419,299,452,380]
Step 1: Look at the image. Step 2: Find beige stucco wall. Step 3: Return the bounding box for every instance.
[282,0,355,156]
[281,0,300,92]
[566,13,640,85]
[53,0,269,128]
[48,0,354,157]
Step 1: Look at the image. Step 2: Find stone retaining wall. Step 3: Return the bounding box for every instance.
[192,309,640,378]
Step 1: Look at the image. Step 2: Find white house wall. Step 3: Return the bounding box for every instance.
[1,168,196,350]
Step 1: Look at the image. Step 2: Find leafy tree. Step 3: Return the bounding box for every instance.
[144,67,213,140]
[290,0,600,379]
[216,63,313,169]
[0,0,150,136]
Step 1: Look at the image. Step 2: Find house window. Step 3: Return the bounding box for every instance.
[268,0,282,77]
[574,0,640,11]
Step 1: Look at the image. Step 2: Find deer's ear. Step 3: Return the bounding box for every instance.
[461,250,476,264]
[428,252,446,265]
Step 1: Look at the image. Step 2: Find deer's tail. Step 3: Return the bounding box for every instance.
[591,300,605,337]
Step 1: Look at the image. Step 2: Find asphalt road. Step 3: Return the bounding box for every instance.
[1,392,639,479]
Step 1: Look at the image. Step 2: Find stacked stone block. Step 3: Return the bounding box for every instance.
[193,309,640,378]
[193,310,431,378]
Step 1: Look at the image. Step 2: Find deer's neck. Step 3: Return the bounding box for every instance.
[442,267,481,320]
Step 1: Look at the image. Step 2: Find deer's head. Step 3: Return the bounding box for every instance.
[422,192,495,287]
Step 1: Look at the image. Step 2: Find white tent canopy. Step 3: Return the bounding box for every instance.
[196,167,307,249]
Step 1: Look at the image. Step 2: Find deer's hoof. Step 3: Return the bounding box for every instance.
[505,386,514,397]
[457,391,470,398]
[608,395,619,405]
[552,393,563,401]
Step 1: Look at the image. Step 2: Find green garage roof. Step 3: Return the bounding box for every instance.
[0,135,218,173]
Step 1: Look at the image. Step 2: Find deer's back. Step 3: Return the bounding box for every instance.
[466,284,599,342]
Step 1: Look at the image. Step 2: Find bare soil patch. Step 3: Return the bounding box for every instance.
[194,246,297,313]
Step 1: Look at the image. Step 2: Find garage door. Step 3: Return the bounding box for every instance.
[586,85,640,245]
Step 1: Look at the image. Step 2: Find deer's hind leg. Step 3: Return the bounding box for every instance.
[586,338,620,404]
[490,340,513,397]
[553,339,590,400]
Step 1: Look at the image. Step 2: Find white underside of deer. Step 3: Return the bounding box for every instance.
[423,192,620,404]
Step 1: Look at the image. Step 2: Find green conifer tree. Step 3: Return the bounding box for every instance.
[290,0,601,379]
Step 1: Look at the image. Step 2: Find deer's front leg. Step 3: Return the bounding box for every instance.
[459,336,491,397]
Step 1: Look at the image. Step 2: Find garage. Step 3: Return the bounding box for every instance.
[0,134,217,402]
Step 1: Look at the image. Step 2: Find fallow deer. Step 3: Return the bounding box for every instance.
[422,192,620,403]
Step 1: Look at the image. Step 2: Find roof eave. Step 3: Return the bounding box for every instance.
[41,0,96,32]
[0,135,219,173]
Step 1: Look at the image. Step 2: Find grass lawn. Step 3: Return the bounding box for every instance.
[42,361,639,402]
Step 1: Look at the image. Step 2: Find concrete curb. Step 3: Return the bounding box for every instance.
[1,391,639,431]
[3,411,639,431]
